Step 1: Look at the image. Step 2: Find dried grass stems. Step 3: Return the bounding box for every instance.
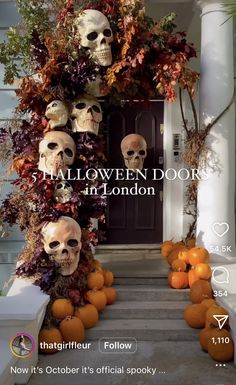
[180,88,235,239]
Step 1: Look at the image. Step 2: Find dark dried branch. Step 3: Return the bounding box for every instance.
[179,88,190,137]
[187,88,198,132]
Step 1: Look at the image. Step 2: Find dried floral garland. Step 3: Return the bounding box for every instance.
[0,0,199,333]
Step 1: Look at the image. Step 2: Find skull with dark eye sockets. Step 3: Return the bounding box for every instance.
[53,181,73,204]
[71,96,102,135]
[45,100,69,129]
[121,134,147,172]
[42,216,82,276]
[74,9,113,66]
[38,131,76,176]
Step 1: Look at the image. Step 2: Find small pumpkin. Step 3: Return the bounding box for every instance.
[208,329,234,362]
[38,327,63,354]
[201,298,216,309]
[178,248,190,264]
[103,270,114,287]
[161,240,175,257]
[186,238,196,248]
[184,303,208,329]
[87,271,104,290]
[190,279,213,303]
[206,305,229,327]
[92,259,103,272]
[102,287,117,305]
[188,268,199,288]
[168,271,189,289]
[167,246,187,265]
[195,263,212,280]
[59,316,85,343]
[51,298,74,320]
[171,259,187,272]
[199,327,213,352]
[74,304,99,329]
[86,289,107,311]
[187,247,209,266]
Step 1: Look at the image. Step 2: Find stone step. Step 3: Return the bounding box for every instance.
[114,277,167,285]
[115,285,190,302]
[86,319,198,341]
[100,301,190,319]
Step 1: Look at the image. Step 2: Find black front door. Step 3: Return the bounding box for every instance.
[103,100,164,244]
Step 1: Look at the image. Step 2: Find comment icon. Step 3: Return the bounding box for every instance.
[212,266,230,285]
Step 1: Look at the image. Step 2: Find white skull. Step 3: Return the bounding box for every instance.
[54,181,73,204]
[38,131,76,176]
[71,96,102,135]
[74,9,113,66]
[121,134,147,171]
[45,100,69,129]
[42,216,82,276]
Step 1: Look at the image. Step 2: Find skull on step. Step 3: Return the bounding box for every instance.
[42,216,81,276]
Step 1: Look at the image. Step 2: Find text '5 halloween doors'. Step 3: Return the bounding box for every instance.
[104,100,164,244]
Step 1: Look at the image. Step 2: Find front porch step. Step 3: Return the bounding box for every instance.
[86,319,198,341]
[115,285,190,302]
[114,277,167,285]
[100,301,190,319]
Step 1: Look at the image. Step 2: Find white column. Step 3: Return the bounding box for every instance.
[196,0,235,261]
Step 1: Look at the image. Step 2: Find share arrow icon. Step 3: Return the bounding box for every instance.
[213,315,229,330]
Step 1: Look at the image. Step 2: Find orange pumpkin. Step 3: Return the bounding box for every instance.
[187,247,209,266]
[199,327,213,352]
[201,298,216,309]
[178,248,190,264]
[86,289,107,311]
[195,263,212,280]
[59,316,85,343]
[167,246,187,265]
[103,270,114,287]
[161,240,175,257]
[168,272,189,289]
[184,304,208,329]
[208,329,234,362]
[102,287,117,305]
[206,305,229,327]
[51,298,74,320]
[186,238,196,248]
[190,279,213,303]
[38,327,63,354]
[171,259,187,272]
[188,269,199,288]
[87,271,104,290]
[74,304,99,329]
[92,259,103,272]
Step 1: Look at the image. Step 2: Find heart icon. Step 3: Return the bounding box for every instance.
[212,222,229,238]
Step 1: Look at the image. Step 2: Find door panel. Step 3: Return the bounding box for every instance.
[104,100,164,244]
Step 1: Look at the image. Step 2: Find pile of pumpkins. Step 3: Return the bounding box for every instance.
[162,239,234,363]
[39,260,117,354]
[162,239,212,290]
